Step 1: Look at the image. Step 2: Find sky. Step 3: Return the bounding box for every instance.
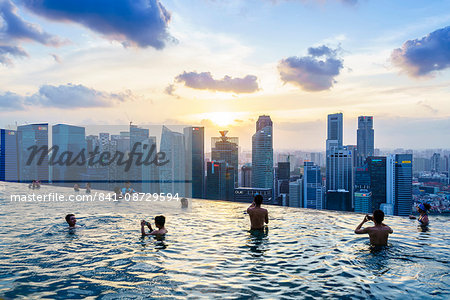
[0,0,449,151]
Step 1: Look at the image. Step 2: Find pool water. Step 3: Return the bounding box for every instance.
[0,183,449,299]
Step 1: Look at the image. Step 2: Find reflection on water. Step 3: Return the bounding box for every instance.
[0,182,449,299]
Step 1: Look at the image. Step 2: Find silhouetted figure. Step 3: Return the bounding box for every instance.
[181,198,188,208]
[355,210,393,246]
[247,195,269,231]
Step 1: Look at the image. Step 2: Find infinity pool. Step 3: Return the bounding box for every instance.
[0,183,448,299]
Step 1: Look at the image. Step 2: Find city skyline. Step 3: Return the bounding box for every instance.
[0,0,449,150]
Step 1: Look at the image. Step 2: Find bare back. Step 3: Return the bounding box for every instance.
[366,224,392,246]
[247,206,268,230]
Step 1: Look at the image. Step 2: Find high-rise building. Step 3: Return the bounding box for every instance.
[393,154,413,216]
[211,130,238,187]
[289,179,302,208]
[327,113,343,150]
[99,132,110,151]
[367,156,387,212]
[354,189,372,213]
[233,187,272,203]
[356,116,374,167]
[326,147,353,210]
[0,129,19,182]
[52,124,86,185]
[252,116,273,190]
[240,163,252,187]
[206,161,234,200]
[129,125,149,191]
[303,161,323,209]
[160,126,186,196]
[141,136,160,194]
[431,153,440,173]
[354,163,370,190]
[184,126,205,199]
[17,123,49,183]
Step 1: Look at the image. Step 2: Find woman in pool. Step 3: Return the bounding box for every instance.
[417,203,431,226]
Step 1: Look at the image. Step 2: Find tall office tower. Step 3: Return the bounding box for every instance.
[326,113,343,150]
[256,115,273,131]
[354,162,370,190]
[241,163,252,187]
[0,129,18,182]
[310,152,323,167]
[304,161,324,209]
[289,179,302,208]
[252,116,273,190]
[52,124,86,186]
[141,136,160,194]
[326,147,353,210]
[17,123,49,183]
[366,156,387,213]
[211,130,238,187]
[346,145,358,168]
[393,154,413,216]
[413,157,431,173]
[111,134,130,153]
[275,161,290,203]
[354,189,372,213]
[356,116,374,167]
[99,133,110,151]
[160,126,186,196]
[129,125,149,191]
[206,161,234,200]
[431,153,440,173]
[86,135,100,154]
[184,126,205,199]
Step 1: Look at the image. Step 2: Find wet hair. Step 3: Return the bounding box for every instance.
[254,194,263,206]
[114,187,121,193]
[423,203,431,211]
[65,214,75,224]
[373,210,384,224]
[155,215,165,227]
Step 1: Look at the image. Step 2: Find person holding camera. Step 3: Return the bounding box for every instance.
[140,215,167,236]
[354,209,393,246]
[247,194,269,231]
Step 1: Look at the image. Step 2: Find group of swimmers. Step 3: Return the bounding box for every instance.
[28,180,41,189]
[64,190,431,247]
[73,183,91,193]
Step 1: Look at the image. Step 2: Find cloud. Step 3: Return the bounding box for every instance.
[417,101,438,114]
[0,44,28,65]
[50,53,61,63]
[0,83,132,111]
[391,26,450,77]
[164,84,176,95]
[20,0,173,49]
[278,45,343,91]
[0,91,26,110]
[0,0,62,46]
[175,71,260,93]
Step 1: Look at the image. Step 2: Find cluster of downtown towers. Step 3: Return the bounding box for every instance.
[0,113,413,216]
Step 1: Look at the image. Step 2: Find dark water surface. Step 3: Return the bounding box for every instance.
[0,183,448,299]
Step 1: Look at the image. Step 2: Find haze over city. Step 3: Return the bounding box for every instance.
[1,0,449,150]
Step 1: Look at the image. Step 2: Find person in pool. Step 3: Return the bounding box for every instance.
[354,209,393,246]
[141,215,167,236]
[73,184,80,192]
[113,187,123,199]
[247,195,269,231]
[85,182,92,194]
[180,198,188,208]
[122,181,136,195]
[416,203,431,226]
[65,214,77,228]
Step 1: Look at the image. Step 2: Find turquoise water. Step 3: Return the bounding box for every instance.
[0,183,448,299]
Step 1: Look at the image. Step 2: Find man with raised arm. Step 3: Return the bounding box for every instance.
[354,209,393,246]
[247,194,269,231]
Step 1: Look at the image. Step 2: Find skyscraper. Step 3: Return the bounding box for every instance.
[129,124,149,191]
[303,161,324,209]
[211,130,238,187]
[17,123,49,183]
[206,160,234,200]
[393,154,413,216]
[0,129,18,182]
[184,126,205,199]
[367,156,387,212]
[326,147,353,210]
[160,126,186,196]
[252,115,273,190]
[327,113,343,150]
[240,163,252,187]
[289,179,302,208]
[431,153,440,173]
[52,124,86,185]
[141,136,160,194]
[356,116,374,167]
[354,189,372,213]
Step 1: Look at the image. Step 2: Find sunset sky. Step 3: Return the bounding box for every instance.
[1,0,449,150]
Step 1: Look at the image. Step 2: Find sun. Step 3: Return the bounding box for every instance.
[207,112,236,127]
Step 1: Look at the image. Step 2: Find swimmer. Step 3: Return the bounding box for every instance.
[113,187,123,199]
[65,214,77,228]
[416,203,431,226]
[85,182,91,194]
[122,181,136,195]
[247,195,269,231]
[73,184,80,192]
[180,198,188,208]
[141,215,167,236]
[354,209,393,246]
